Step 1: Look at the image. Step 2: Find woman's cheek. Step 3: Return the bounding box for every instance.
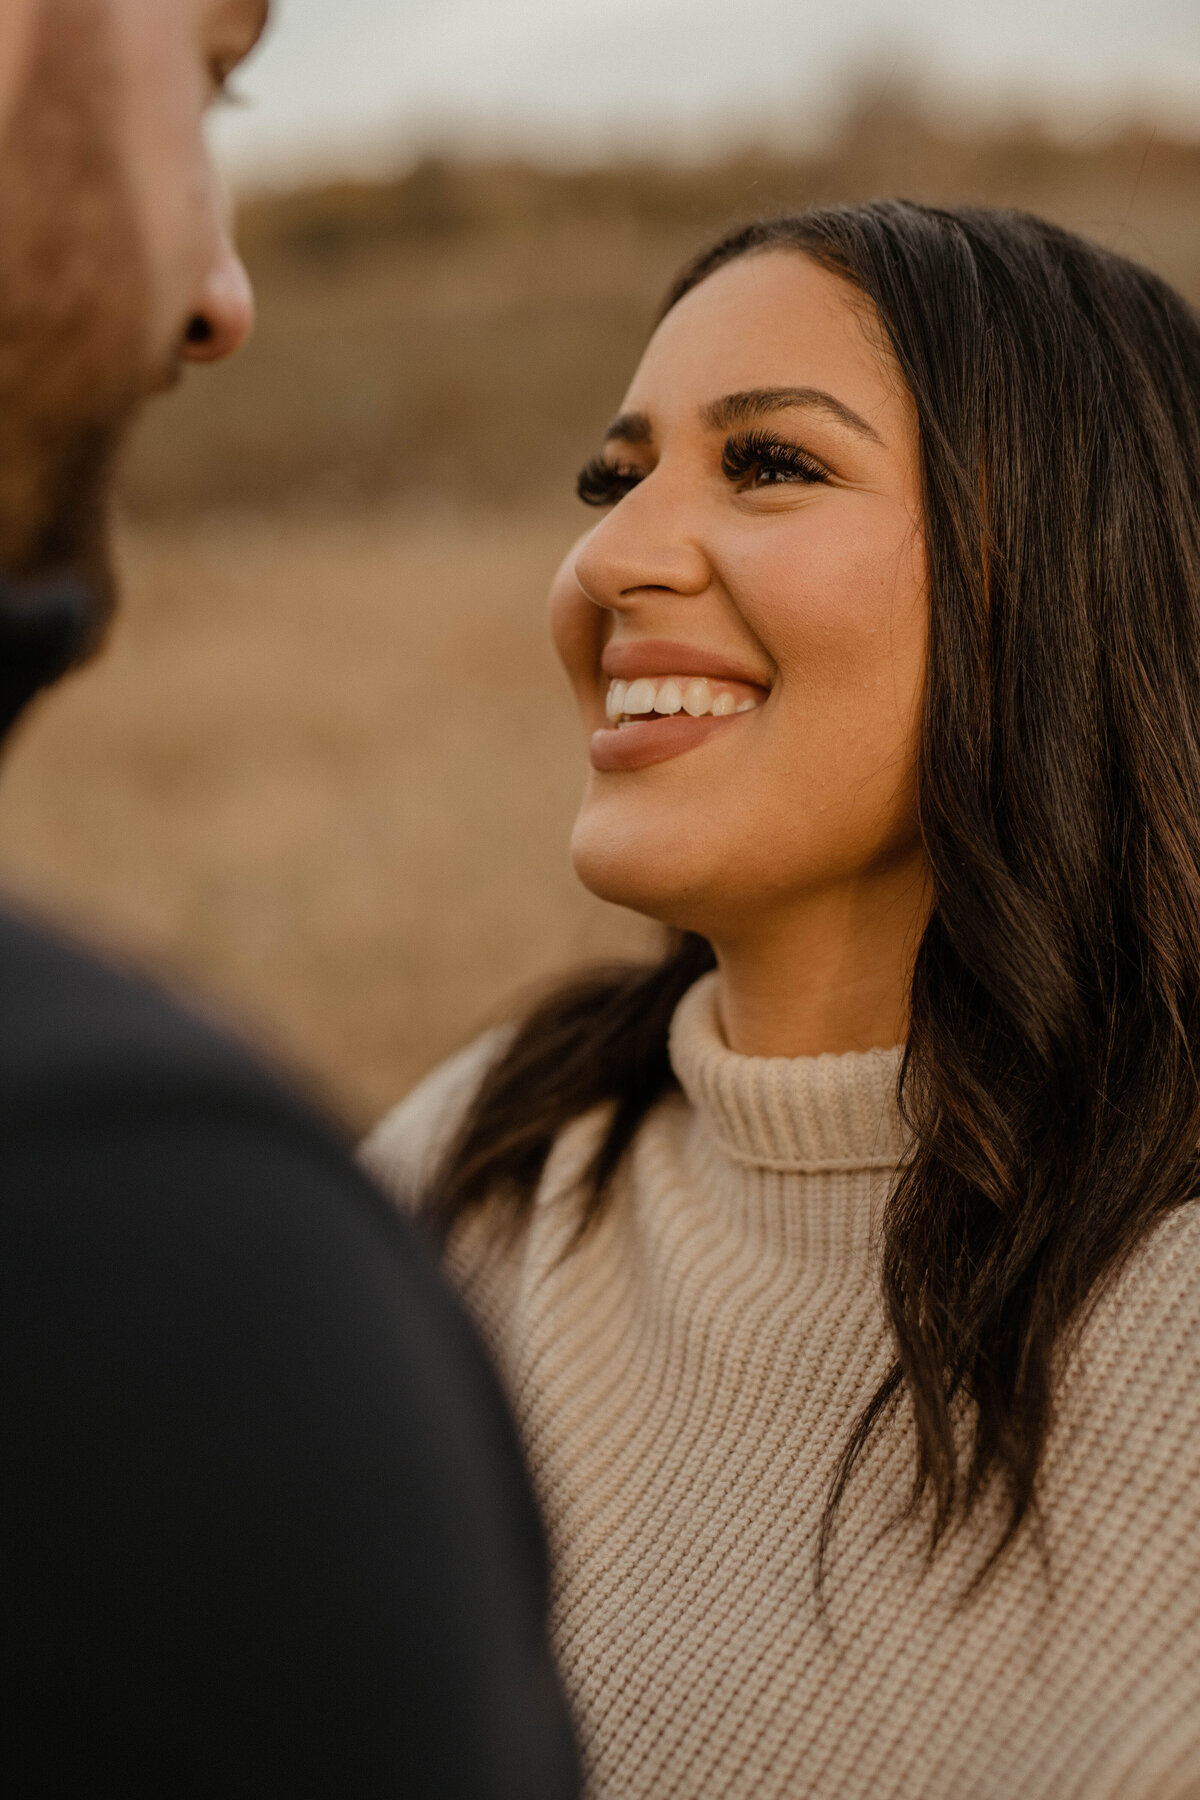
[548,540,607,715]
[724,506,924,695]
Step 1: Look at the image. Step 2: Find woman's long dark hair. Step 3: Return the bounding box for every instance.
[426,202,1200,1573]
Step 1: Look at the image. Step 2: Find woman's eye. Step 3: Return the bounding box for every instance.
[721,432,828,491]
[576,457,644,507]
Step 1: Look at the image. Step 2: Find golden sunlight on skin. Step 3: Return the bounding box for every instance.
[549,250,931,1058]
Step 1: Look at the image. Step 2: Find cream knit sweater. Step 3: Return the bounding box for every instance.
[362,972,1200,1800]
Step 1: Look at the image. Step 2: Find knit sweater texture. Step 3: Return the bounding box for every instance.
[362,972,1200,1800]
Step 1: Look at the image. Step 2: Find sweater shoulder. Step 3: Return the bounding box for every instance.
[359,1028,513,1213]
[1106,1197,1200,1327]
[1066,1198,1200,1450]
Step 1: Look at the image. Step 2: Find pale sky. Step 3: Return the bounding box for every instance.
[212,0,1200,187]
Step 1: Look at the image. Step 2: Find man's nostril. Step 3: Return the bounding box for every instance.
[185,315,214,346]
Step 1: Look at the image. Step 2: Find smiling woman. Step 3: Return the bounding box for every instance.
[554,250,927,1056]
[363,202,1200,1799]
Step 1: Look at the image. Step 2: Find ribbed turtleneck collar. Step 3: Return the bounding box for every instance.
[668,971,907,1174]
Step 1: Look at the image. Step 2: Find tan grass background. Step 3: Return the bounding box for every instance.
[0,507,655,1128]
[0,100,1197,1131]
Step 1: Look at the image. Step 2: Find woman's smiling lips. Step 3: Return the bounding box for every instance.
[590,639,771,772]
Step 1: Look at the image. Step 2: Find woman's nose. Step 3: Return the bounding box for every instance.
[573,481,710,613]
[180,235,255,365]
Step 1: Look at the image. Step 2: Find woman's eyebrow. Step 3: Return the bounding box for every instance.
[702,387,883,443]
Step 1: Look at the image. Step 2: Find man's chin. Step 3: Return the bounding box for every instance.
[0,0,153,713]
[0,463,122,703]
[0,560,109,732]
[43,511,119,669]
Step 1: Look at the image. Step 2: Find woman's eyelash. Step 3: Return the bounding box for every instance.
[721,431,829,487]
[575,433,829,506]
[577,456,643,507]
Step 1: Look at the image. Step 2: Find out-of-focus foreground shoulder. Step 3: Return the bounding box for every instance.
[360,1027,513,1211]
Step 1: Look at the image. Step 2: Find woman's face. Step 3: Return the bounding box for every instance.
[550,248,928,949]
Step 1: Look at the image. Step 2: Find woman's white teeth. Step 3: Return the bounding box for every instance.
[604,675,761,722]
[605,679,628,721]
[624,677,657,716]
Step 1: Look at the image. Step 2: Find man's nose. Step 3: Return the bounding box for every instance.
[181,238,255,365]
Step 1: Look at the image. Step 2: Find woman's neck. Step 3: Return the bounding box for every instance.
[709,858,930,1059]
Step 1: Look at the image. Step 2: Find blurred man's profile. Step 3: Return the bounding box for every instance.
[0,3,579,1793]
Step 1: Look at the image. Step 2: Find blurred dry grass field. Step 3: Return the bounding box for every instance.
[1,100,1198,1129]
[120,96,1200,520]
[0,506,656,1128]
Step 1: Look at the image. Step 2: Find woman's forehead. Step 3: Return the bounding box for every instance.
[620,250,910,442]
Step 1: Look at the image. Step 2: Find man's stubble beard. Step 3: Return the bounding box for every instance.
[0,0,154,672]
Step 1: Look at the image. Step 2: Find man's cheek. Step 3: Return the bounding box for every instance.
[0,0,38,140]
[109,3,213,346]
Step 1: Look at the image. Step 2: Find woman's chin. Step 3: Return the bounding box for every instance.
[569,810,715,928]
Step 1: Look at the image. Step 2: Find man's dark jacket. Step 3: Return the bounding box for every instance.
[0,900,579,1796]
